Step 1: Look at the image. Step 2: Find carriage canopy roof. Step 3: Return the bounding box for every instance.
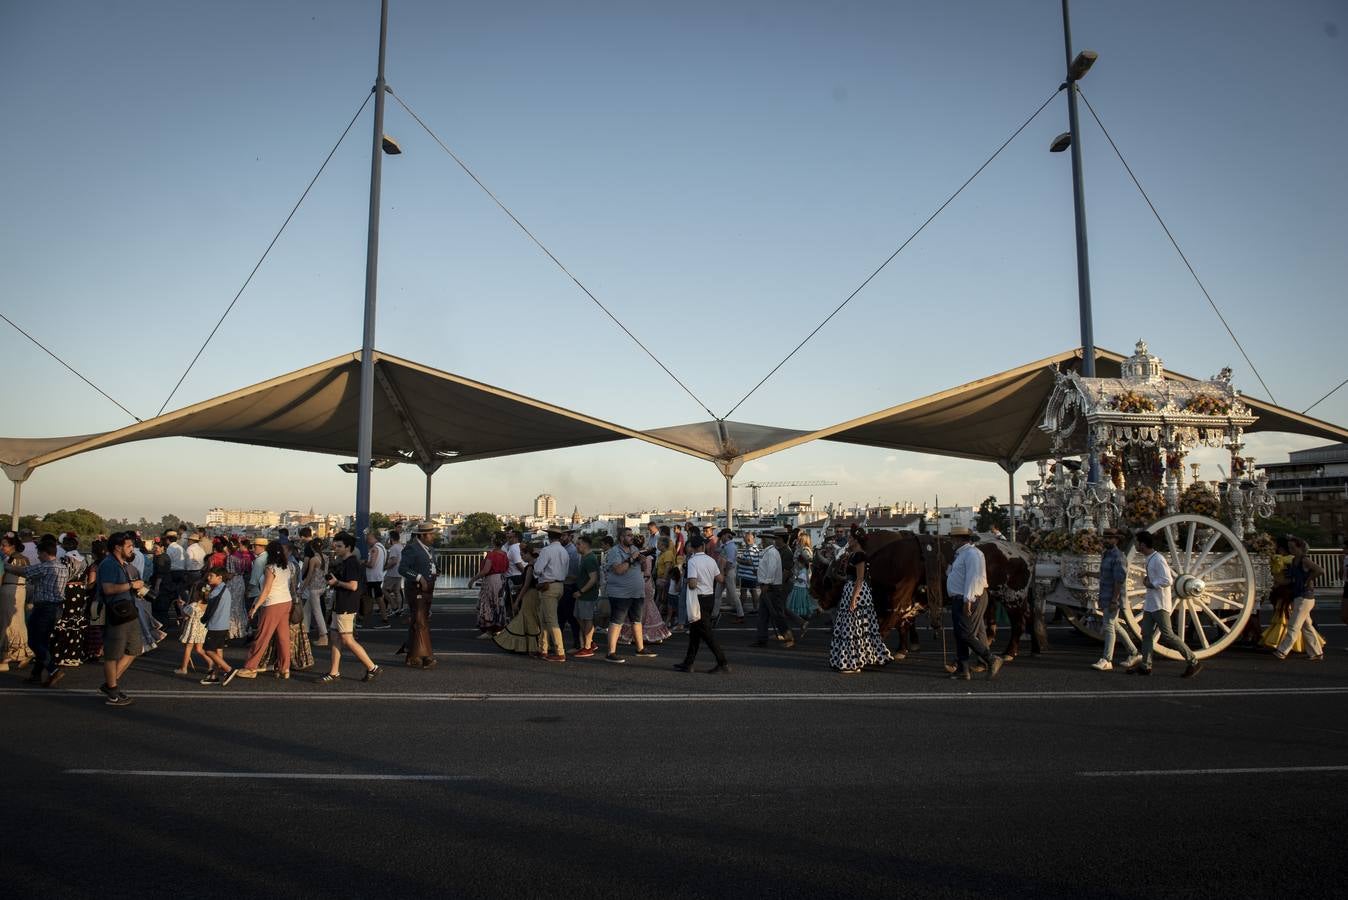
[797,347,1348,467]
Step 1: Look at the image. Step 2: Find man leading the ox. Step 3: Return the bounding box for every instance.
[946,527,1001,681]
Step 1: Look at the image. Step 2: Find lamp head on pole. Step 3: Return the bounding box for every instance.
[381,135,402,155]
[1068,49,1098,81]
[1049,132,1072,153]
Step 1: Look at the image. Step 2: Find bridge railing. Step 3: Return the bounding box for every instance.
[433,548,486,590]
[1308,549,1344,590]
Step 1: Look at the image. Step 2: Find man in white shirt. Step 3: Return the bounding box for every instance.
[363,531,390,629]
[751,531,798,648]
[1126,529,1201,678]
[945,527,1001,680]
[534,526,573,661]
[19,530,39,565]
[383,529,405,617]
[504,530,525,616]
[673,534,730,674]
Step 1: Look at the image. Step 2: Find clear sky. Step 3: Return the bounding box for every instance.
[2,0,1345,521]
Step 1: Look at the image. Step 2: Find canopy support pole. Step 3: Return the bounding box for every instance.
[355,0,391,554]
[419,462,442,522]
[9,477,21,532]
[2,465,31,532]
[1007,465,1016,541]
[725,473,734,531]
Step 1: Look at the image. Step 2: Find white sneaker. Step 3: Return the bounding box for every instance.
[1091,658,1113,671]
[1121,654,1142,669]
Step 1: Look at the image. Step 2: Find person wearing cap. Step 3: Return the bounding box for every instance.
[397,522,439,668]
[534,525,571,662]
[1092,529,1140,672]
[673,532,730,674]
[945,527,1001,681]
[718,529,745,624]
[246,536,270,632]
[751,531,796,648]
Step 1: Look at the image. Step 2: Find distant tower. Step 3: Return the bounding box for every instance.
[570,505,581,525]
[534,493,557,518]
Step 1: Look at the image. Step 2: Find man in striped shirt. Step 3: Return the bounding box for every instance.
[23,536,69,686]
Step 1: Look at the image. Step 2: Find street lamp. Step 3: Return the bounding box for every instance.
[340,459,397,474]
[1068,49,1098,81]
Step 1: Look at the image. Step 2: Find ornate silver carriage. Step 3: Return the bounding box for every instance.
[1025,340,1277,659]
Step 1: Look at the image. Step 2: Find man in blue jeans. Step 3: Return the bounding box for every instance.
[23,536,68,687]
[1091,528,1140,671]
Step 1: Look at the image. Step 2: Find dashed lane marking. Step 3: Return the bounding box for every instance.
[64,769,481,781]
[1078,765,1348,778]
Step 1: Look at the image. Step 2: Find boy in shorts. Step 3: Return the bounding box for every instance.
[199,566,238,685]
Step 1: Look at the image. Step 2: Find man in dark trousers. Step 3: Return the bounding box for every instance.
[674,533,730,674]
[945,527,1001,681]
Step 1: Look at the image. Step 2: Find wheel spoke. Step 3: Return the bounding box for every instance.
[1164,523,1182,574]
[1203,577,1249,586]
[1188,605,1210,648]
[1199,601,1233,634]
[1183,521,1197,571]
[1196,549,1238,580]
[1175,600,1186,643]
[1191,529,1221,572]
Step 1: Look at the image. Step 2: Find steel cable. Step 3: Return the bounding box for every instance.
[155,91,373,417]
[389,89,718,421]
[0,311,141,421]
[721,87,1065,420]
[1077,88,1277,405]
[1302,377,1347,416]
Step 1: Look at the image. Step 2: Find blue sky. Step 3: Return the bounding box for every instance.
[2,0,1345,521]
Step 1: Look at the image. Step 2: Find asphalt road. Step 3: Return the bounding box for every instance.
[6,598,1347,899]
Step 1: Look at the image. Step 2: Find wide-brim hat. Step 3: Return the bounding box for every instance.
[545,524,570,535]
[251,536,270,547]
[411,521,438,534]
[949,526,973,537]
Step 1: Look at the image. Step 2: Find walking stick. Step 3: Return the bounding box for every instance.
[940,617,955,673]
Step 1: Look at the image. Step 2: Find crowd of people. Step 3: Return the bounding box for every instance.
[2,517,1343,706]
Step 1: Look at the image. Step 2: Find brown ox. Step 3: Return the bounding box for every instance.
[809,533,1045,660]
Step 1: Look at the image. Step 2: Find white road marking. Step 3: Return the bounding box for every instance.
[6,686,1348,703]
[64,769,481,781]
[1078,765,1348,778]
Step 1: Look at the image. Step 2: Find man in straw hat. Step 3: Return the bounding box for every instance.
[397,522,439,668]
[946,527,1001,681]
[534,525,572,662]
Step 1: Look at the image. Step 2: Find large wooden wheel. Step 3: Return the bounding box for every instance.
[1122,514,1256,660]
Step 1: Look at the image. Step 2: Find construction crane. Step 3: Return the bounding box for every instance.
[731,480,837,514]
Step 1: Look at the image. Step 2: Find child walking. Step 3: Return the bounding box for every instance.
[199,567,238,686]
[175,580,211,674]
